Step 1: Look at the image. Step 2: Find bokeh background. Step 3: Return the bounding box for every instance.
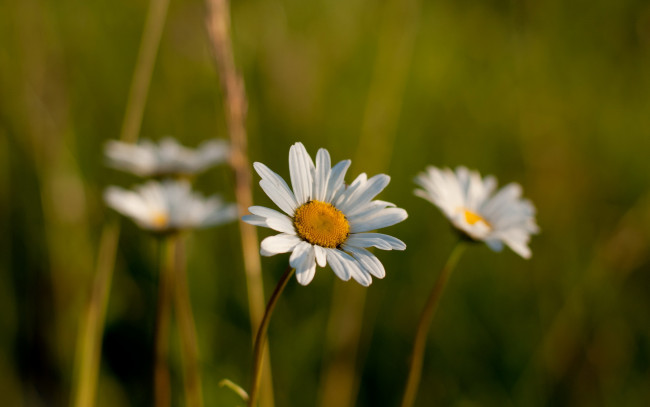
[2,0,650,406]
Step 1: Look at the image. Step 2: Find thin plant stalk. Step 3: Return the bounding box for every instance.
[71,0,170,404]
[71,221,119,407]
[400,242,466,407]
[205,1,274,407]
[248,266,295,407]
[173,237,204,407]
[155,236,177,407]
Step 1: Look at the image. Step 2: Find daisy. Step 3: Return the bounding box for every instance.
[105,137,229,177]
[105,179,237,233]
[243,142,407,286]
[414,166,539,258]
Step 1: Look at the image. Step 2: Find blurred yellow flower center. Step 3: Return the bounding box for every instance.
[152,212,169,228]
[463,209,489,227]
[293,200,349,248]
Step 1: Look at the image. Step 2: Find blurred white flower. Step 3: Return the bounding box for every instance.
[105,137,229,177]
[243,142,407,287]
[414,166,539,259]
[105,180,236,232]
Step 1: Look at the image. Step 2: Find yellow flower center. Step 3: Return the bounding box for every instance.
[462,208,489,227]
[152,212,169,228]
[293,200,350,248]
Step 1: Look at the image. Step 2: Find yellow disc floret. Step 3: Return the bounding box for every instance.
[463,208,490,227]
[152,212,169,229]
[293,200,350,248]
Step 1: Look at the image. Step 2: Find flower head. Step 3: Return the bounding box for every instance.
[105,179,236,233]
[414,166,539,258]
[105,137,229,177]
[243,142,407,286]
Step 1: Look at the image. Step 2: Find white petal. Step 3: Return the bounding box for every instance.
[335,173,367,207]
[496,229,533,259]
[288,142,314,204]
[254,162,298,215]
[347,200,396,223]
[296,260,317,286]
[338,174,391,214]
[350,208,408,233]
[325,249,351,281]
[327,249,371,286]
[313,245,327,267]
[344,245,386,279]
[248,206,295,233]
[291,242,317,285]
[345,233,406,250]
[242,214,268,227]
[260,234,302,256]
[485,239,504,252]
[313,148,331,201]
[325,160,351,202]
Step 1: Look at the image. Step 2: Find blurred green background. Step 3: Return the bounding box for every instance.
[1,0,650,406]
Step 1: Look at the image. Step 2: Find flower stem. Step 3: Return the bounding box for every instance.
[248,266,295,407]
[173,237,204,407]
[154,236,176,407]
[400,241,466,407]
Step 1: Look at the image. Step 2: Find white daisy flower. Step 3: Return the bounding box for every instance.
[105,179,237,233]
[243,142,408,287]
[105,137,229,177]
[414,166,539,259]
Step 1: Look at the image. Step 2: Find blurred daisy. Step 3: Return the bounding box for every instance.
[105,137,229,177]
[243,142,407,286]
[414,166,539,258]
[105,179,236,233]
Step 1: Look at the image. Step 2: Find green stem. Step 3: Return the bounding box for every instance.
[154,236,176,407]
[71,0,169,404]
[71,220,119,407]
[247,266,295,407]
[173,237,204,407]
[400,241,466,407]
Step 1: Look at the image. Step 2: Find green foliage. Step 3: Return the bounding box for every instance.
[1,0,649,406]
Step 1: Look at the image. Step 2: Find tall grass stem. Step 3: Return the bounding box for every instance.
[71,0,169,405]
[205,1,275,406]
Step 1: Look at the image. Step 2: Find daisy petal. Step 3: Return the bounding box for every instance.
[288,142,314,204]
[242,214,268,227]
[339,174,391,213]
[346,233,406,250]
[313,245,327,267]
[344,245,386,279]
[337,250,372,286]
[325,160,351,202]
[290,241,317,285]
[350,208,408,233]
[325,249,351,281]
[313,149,331,201]
[254,162,298,215]
[260,234,302,256]
[248,206,295,234]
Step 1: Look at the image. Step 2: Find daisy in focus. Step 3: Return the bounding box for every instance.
[243,142,407,286]
[414,166,539,258]
[105,137,229,177]
[105,179,237,233]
